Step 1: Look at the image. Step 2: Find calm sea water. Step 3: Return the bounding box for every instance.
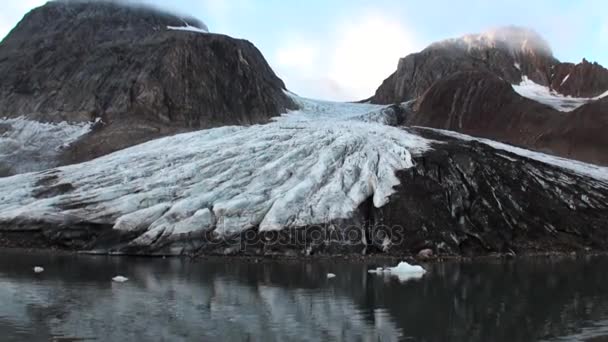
[1,250,608,341]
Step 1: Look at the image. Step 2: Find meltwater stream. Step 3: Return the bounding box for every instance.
[1,251,608,341]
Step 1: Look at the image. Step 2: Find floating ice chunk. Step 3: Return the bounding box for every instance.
[112,276,129,283]
[386,261,426,275]
[33,266,44,273]
[367,267,384,274]
[384,262,426,282]
[369,262,426,282]
[326,273,336,279]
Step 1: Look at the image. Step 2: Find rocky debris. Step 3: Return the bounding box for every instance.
[0,1,295,172]
[373,128,608,257]
[550,59,608,98]
[369,27,558,104]
[1,128,607,258]
[417,249,434,259]
[410,71,608,165]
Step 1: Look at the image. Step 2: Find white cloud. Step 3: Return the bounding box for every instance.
[328,11,420,101]
[275,41,320,71]
[272,10,420,102]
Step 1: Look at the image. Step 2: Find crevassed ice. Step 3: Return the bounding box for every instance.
[0,95,430,247]
[0,117,94,174]
[512,76,607,112]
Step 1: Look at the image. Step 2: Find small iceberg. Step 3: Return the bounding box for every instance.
[112,276,129,283]
[33,266,44,274]
[326,273,336,279]
[368,261,426,282]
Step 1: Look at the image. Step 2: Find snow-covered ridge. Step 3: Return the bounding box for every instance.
[512,76,608,112]
[0,96,430,250]
[0,117,95,175]
[420,128,608,182]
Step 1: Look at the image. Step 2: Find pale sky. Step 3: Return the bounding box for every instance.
[1,0,607,101]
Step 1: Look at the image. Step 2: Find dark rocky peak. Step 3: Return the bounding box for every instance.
[550,58,608,98]
[370,26,558,104]
[0,0,295,174]
[2,0,207,48]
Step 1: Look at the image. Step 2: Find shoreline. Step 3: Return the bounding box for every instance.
[1,246,606,265]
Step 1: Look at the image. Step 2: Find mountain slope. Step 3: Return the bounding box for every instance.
[0,1,294,174]
[370,27,608,105]
[1,95,606,257]
[369,27,559,104]
[410,71,608,165]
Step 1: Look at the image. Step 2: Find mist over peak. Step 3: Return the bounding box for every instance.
[431,26,553,56]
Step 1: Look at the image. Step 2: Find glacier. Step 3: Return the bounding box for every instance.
[0,95,431,251]
[0,117,95,175]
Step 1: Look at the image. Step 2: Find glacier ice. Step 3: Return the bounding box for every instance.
[0,95,431,250]
[0,117,94,174]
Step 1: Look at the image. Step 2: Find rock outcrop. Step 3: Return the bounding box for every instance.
[535,97,608,165]
[0,1,295,172]
[409,71,608,165]
[369,27,558,104]
[550,59,608,98]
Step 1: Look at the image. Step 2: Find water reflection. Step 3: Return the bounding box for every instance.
[0,251,608,341]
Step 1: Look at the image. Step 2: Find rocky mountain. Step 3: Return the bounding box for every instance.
[370,27,608,104]
[369,27,608,165]
[0,0,294,175]
[1,95,606,258]
[407,71,608,165]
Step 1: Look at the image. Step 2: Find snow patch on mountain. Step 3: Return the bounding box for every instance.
[512,76,598,112]
[167,24,209,34]
[0,96,431,250]
[0,118,95,175]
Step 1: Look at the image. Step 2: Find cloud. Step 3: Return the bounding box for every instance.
[328,11,421,101]
[275,41,320,72]
[273,10,420,102]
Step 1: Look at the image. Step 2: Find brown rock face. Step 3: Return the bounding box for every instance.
[550,59,608,98]
[410,71,556,146]
[369,27,558,104]
[0,1,295,165]
[535,97,608,165]
[410,71,608,165]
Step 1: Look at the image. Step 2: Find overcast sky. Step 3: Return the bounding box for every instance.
[1,0,607,101]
